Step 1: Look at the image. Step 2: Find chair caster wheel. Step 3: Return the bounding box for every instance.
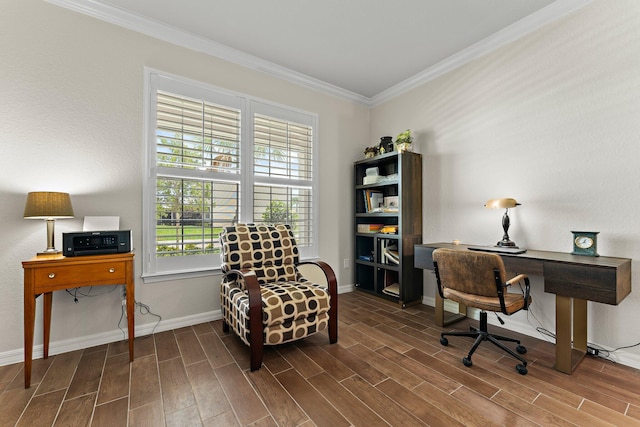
[440,337,449,346]
[516,345,527,354]
[516,364,528,375]
[463,356,473,367]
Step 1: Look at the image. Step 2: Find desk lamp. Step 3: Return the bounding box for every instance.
[485,198,520,248]
[24,192,74,255]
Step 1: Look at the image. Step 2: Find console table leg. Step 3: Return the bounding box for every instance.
[43,292,53,359]
[24,294,35,388]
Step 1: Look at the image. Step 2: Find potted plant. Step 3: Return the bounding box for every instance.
[395,129,413,152]
[364,145,379,158]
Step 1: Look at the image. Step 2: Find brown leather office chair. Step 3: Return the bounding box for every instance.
[432,248,531,375]
[219,223,338,371]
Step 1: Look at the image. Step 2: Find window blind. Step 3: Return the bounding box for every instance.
[253,114,313,247]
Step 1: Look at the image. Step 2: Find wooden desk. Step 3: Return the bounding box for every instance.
[22,253,135,388]
[415,243,631,374]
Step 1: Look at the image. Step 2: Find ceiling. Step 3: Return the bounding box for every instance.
[52,0,590,104]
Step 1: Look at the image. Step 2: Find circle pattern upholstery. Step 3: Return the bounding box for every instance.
[220,224,331,347]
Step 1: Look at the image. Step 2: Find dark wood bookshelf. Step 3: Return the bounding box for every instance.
[353,151,423,307]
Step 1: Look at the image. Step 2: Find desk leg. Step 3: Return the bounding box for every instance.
[573,298,588,353]
[43,292,53,359]
[555,296,587,374]
[24,292,35,388]
[435,292,467,327]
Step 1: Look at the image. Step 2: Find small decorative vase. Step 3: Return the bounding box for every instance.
[365,151,375,159]
[380,136,394,153]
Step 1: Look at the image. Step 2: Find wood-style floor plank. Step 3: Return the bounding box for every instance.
[214,363,268,426]
[55,393,96,427]
[65,350,106,400]
[5,291,640,426]
[92,396,129,427]
[275,368,351,427]
[96,353,130,405]
[129,354,161,410]
[158,357,196,415]
[185,360,232,422]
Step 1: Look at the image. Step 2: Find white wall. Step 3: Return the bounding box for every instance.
[0,0,368,363]
[372,0,640,367]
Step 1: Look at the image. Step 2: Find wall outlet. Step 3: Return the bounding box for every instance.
[344,258,350,269]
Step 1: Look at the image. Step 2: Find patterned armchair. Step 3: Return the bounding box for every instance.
[219,223,338,371]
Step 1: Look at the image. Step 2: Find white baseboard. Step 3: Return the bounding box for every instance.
[0,310,222,367]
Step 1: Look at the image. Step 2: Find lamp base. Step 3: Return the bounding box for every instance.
[37,248,61,256]
[496,239,518,248]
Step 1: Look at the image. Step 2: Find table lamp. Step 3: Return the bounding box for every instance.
[24,192,74,255]
[485,198,520,248]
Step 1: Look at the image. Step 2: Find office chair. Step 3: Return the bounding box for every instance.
[432,248,531,375]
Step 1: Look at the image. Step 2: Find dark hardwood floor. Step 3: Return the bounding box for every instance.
[2,291,640,426]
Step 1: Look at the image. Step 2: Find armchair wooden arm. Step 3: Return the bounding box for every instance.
[223,269,264,370]
[298,261,338,344]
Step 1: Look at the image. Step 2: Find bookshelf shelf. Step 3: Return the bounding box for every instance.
[353,151,423,308]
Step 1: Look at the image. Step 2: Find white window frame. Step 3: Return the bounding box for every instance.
[142,69,319,282]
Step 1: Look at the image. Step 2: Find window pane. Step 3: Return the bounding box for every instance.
[253,185,312,247]
[157,91,240,173]
[254,115,312,181]
[156,177,240,256]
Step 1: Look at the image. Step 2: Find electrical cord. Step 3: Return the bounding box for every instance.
[65,285,119,303]
[117,299,162,339]
[525,301,640,363]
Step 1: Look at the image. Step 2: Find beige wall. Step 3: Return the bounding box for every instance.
[372,0,640,367]
[0,0,368,362]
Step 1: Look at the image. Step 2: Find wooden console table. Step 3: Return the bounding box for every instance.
[415,243,631,374]
[22,252,135,388]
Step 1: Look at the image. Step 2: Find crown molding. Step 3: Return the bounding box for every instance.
[45,0,371,105]
[370,0,593,107]
[46,0,591,108]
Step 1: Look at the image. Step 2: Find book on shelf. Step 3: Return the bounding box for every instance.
[364,189,384,212]
[380,225,398,234]
[357,223,383,233]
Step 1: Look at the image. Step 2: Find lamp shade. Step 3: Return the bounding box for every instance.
[24,192,74,219]
[484,198,520,209]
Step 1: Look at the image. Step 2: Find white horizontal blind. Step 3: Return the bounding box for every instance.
[154,90,240,263]
[253,114,313,247]
[156,91,240,173]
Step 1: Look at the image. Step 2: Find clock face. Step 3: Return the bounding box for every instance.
[575,236,594,249]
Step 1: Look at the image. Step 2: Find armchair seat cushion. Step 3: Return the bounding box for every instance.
[222,279,330,346]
